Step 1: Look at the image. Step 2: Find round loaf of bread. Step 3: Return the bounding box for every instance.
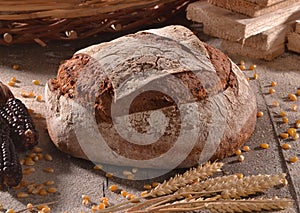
[45,25,256,169]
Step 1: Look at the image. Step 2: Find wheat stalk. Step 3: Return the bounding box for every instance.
[176,173,286,199]
[145,161,223,197]
[141,198,292,213]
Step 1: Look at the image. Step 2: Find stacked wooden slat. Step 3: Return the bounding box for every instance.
[187,0,300,60]
[287,20,300,53]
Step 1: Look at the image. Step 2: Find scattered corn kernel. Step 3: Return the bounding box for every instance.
[272,100,279,107]
[82,198,89,205]
[288,94,297,101]
[242,146,251,152]
[235,173,244,179]
[143,184,152,190]
[7,81,15,87]
[105,172,113,178]
[287,128,296,137]
[32,80,40,85]
[81,195,90,200]
[237,155,245,162]
[291,104,298,111]
[17,192,29,198]
[91,205,98,212]
[281,143,291,150]
[41,206,51,213]
[13,64,20,70]
[45,180,55,186]
[281,178,288,186]
[36,95,42,101]
[249,64,257,70]
[44,167,54,173]
[93,164,103,170]
[282,117,289,123]
[33,146,42,153]
[126,194,135,200]
[6,209,15,213]
[10,77,17,83]
[152,182,159,188]
[293,133,299,140]
[289,156,298,163]
[24,158,35,166]
[280,133,289,139]
[296,89,300,96]
[97,203,105,210]
[21,91,29,98]
[239,64,246,70]
[269,88,275,94]
[240,60,245,65]
[102,200,110,207]
[109,184,118,192]
[257,111,264,117]
[246,77,250,81]
[28,91,34,98]
[47,187,58,193]
[26,203,34,211]
[271,81,277,87]
[279,111,287,117]
[253,73,258,79]
[260,143,269,149]
[44,154,53,161]
[235,149,242,155]
[39,189,47,196]
[296,120,300,128]
[121,190,128,197]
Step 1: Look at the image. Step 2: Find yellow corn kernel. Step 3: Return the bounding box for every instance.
[281,179,288,186]
[260,143,269,149]
[17,191,29,198]
[249,64,256,70]
[91,205,98,212]
[235,173,244,179]
[121,190,128,197]
[296,120,300,128]
[24,158,35,166]
[12,64,20,70]
[291,104,298,111]
[7,81,15,87]
[271,81,277,87]
[33,146,43,153]
[141,191,148,196]
[109,184,118,192]
[143,184,152,190]
[253,73,258,79]
[239,64,246,70]
[152,182,159,188]
[239,60,245,65]
[10,77,17,82]
[281,143,291,150]
[287,128,296,137]
[296,89,300,96]
[36,95,42,102]
[102,200,109,207]
[82,198,89,205]
[289,156,298,163]
[28,91,35,98]
[82,195,90,200]
[45,180,55,186]
[293,133,299,140]
[280,133,289,139]
[279,111,287,117]
[47,187,58,193]
[269,88,275,94]
[26,203,34,211]
[257,111,263,117]
[288,94,297,101]
[44,167,54,173]
[242,146,250,152]
[235,149,242,155]
[39,189,47,196]
[44,154,53,161]
[282,117,289,123]
[41,206,51,213]
[105,172,113,178]
[272,100,279,107]
[93,164,103,170]
[6,209,15,213]
[32,80,40,85]
[97,203,105,210]
[126,194,135,200]
[21,91,29,98]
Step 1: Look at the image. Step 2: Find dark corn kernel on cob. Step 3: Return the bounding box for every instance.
[0,118,22,188]
[0,98,38,150]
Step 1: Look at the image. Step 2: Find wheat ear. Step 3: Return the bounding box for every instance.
[145,161,223,197]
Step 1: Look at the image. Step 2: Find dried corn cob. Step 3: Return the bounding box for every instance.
[0,118,22,188]
[0,82,14,105]
[0,98,38,150]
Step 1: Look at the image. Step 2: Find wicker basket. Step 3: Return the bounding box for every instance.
[0,0,194,46]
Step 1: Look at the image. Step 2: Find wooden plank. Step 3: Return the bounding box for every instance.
[221,40,285,60]
[287,32,300,53]
[204,22,293,51]
[296,20,300,33]
[245,0,286,6]
[186,1,300,41]
[208,0,300,17]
